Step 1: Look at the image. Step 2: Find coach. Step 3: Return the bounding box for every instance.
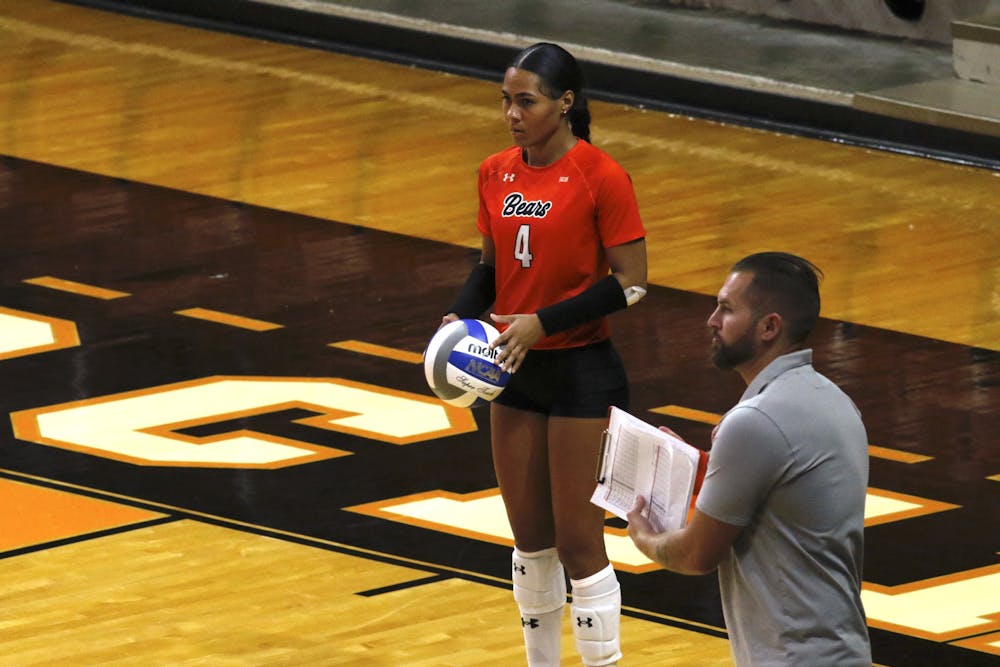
[627,252,872,666]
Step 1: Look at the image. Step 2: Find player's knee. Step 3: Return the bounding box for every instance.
[512,547,567,614]
[555,541,606,581]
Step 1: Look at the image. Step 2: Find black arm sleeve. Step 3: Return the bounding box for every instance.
[446,262,496,319]
[536,274,628,336]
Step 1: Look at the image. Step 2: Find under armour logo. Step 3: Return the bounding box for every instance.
[576,616,593,628]
[503,173,516,182]
[513,564,526,575]
[522,617,540,629]
[559,176,569,182]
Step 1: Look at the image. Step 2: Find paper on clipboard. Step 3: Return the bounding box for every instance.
[590,406,707,533]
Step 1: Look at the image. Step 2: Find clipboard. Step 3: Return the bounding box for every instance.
[590,406,708,532]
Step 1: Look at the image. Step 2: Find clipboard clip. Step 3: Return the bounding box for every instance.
[595,429,611,484]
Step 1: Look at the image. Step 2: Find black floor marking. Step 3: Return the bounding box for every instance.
[0,515,182,561]
[356,573,451,597]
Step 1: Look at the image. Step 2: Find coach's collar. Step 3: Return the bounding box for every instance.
[741,349,813,400]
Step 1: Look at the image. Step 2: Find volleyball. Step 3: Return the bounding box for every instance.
[424,318,511,407]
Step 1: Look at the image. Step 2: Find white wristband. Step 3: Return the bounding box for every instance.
[623,285,647,307]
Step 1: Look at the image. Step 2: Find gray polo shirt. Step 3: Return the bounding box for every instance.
[696,349,872,666]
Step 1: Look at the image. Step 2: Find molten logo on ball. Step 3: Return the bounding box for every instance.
[465,342,500,361]
[423,319,511,407]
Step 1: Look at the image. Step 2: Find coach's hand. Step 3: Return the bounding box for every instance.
[489,312,543,374]
[627,496,660,562]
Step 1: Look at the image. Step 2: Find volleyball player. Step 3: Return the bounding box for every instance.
[442,42,648,667]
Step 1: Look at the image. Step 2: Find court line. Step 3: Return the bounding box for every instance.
[175,307,283,331]
[651,404,720,425]
[355,573,450,597]
[0,515,181,561]
[868,445,933,464]
[330,339,423,364]
[23,276,130,299]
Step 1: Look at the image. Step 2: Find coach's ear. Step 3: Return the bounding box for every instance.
[758,312,782,342]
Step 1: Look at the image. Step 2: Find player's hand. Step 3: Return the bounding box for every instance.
[440,312,460,328]
[489,312,543,374]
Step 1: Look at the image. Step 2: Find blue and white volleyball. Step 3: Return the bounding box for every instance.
[424,319,511,407]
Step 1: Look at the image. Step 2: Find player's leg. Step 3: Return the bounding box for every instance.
[548,340,629,666]
[549,415,622,667]
[491,402,563,666]
[547,415,611,578]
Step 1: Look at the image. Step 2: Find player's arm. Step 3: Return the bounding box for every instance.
[607,237,647,301]
[443,237,496,326]
[491,237,647,372]
[627,499,742,575]
[530,236,648,336]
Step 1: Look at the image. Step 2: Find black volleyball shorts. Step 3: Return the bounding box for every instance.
[492,339,628,418]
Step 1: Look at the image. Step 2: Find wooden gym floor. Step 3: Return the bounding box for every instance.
[0,2,997,665]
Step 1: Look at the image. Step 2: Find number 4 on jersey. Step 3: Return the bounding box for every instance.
[514,224,533,268]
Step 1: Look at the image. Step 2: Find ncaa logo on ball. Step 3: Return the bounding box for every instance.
[447,338,508,396]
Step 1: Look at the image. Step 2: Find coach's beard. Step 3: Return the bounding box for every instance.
[711,329,756,371]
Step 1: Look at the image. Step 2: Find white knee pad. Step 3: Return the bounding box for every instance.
[512,547,566,614]
[570,564,622,667]
[513,548,566,667]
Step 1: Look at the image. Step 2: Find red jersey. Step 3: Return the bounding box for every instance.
[477,140,645,349]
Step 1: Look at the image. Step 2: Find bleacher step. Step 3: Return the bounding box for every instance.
[853,77,1000,137]
[952,13,1000,84]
